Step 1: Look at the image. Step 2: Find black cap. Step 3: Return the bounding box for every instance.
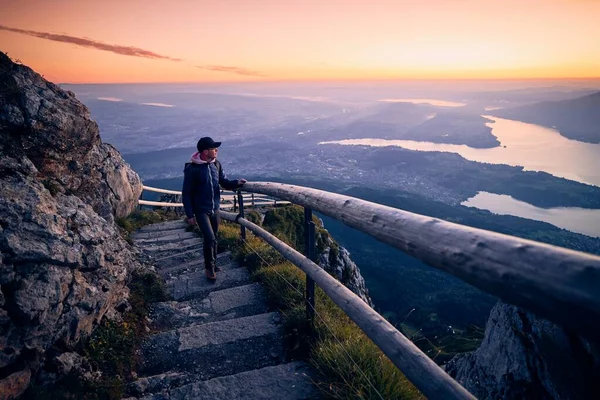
[197,137,222,152]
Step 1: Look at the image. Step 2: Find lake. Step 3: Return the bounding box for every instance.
[379,98,466,107]
[320,115,600,187]
[462,192,600,238]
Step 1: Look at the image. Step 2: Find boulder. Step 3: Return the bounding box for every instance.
[0,52,142,389]
[446,302,600,399]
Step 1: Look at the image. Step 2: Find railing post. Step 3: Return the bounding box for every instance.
[233,194,238,212]
[237,190,246,240]
[251,193,255,208]
[138,188,144,210]
[304,207,316,325]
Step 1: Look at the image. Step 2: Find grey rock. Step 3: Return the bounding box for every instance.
[446,301,600,399]
[0,53,141,222]
[0,369,31,400]
[55,352,85,375]
[317,227,373,307]
[0,53,142,381]
[129,371,189,396]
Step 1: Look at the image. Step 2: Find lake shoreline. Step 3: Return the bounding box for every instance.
[320,115,600,188]
[462,191,600,238]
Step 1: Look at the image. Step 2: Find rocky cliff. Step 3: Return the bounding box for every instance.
[0,52,143,397]
[317,230,373,307]
[446,301,600,399]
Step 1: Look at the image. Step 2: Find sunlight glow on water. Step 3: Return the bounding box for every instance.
[140,102,175,108]
[462,192,600,237]
[379,98,466,107]
[320,116,600,187]
[97,97,122,102]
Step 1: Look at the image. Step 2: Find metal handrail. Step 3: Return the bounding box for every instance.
[220,210,475,400]
[238,182,600,340]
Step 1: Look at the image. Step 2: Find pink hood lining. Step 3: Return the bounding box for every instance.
[191,152,215,164]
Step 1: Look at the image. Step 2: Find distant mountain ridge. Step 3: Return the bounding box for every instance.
[492,92,600,143]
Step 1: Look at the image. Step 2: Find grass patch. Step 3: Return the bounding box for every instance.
[219,209,424,400]
[83,271,169,381]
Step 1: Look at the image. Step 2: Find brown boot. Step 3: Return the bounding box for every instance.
[205,267,217,281]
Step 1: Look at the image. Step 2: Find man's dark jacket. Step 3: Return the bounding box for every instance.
[182,160,240,218]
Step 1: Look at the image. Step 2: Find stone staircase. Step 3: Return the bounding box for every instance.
[125,219,321,400]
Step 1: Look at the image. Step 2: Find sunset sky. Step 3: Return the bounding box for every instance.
[1,0,599,83]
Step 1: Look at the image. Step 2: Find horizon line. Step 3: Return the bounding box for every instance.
[59,76,600,85]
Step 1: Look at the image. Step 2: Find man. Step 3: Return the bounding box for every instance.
[182,137,246,280]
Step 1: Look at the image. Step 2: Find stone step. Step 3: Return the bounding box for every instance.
[132,228,191,240]
[140,312,283,379]
[151,247,212,271]
[138,220,188,232]
[141,239,203,255]
[150,283,269,330]
[158,252,234,279]
[160,261,237,281]
[134,231,199,245]
[166,267,252,301]
[133,362,319,400]
[127,371,190,399]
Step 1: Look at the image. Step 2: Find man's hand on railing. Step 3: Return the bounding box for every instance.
[187,217,196,226]
[238,179,247,186]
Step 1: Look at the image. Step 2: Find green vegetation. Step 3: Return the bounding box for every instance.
[218,207,423,399]
[84,271,169,388]
[245,210,262,225]
[261,205,332,255]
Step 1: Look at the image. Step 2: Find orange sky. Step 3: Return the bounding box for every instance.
[1,0,599,83]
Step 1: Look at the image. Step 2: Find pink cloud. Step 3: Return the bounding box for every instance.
[197,65,267,77]
[0,25,181,61]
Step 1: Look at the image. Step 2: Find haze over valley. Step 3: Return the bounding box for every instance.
[63,81,600,356]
